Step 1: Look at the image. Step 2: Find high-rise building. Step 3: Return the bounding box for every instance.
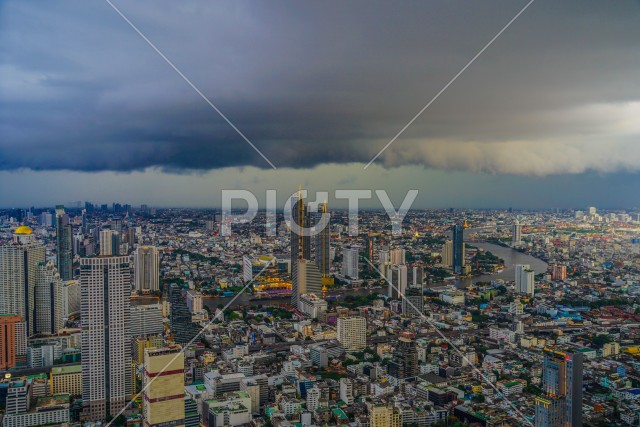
[169,285,201,345]
[80,255,132,421]
[342,246,360,280]
[588,206,597,216]
[387,332,419,383]
[387,265,408,299]
[452,224,465,275]
[515,264,535,295]
[314,201,331,277]
[0,315,22,370]
[295,260,323,309]
[369,405,401,427]
[535,349,583,427]
[99,230,120,256]
[0,226,46,336]
[143,345,185,427]
[62,280,80,320]
[337,316,366,352]
[56,206,73,280]
[134,246,160,293]
[290,195,311,308]
[34,261,65,335]
[389,248,405,266]
[402,287,424,318]
[551,264,567,281]
[442,240,453,268]
[512,219,522,247]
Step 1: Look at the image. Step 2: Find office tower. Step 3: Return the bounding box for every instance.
[290,193,311,308]
[314,200,331,277]
[402,287,424,318]
[143,345,185,427]
[337,316,366,351]
[0,315,22,370]
[295,260,323,309]
[80,255,132,421]
[62,280,80,320]
[134,246,160,293]
[127,228,136,249]
[387,332,419,383]
[342,246,360,280]
[588,206,597,216]
[184,397,199,427]
[551,264,567,281]
[0,226,46,336]
[364,235,376,271]
[512,219,522,247]
[515,264,535,295]
[39,211,53,227]
[408,265,424,288]
[387,265,408,299]
[535,349,583,427]
[130,305,164,338]
[390,248,406,265]
[110,217,123,235]
[169,284,201,345]
[442,240,453,268]
[452,224,465,274]
[34,261,65,335]
[99,229,120,256]
[55,206,73,280]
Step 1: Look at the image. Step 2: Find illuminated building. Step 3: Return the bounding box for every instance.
[291,191,311,308]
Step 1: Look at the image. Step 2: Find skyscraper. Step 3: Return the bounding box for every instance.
[535,349,583,427]
[337,316,367,351]
[515,264,535,295]
[34,261,65,335]
[99,229,120,256]
[80,255,132,421]
[512,219,522,247]
[342,246,360,280]
[0,226,46,336]
[143,345,185,427]
[134,246,160,293]
[314,201,331,277]
[290,193,311,308]
[0,315,22,370]
[387,332,419,383]
[452,224,464,275]
[387,265,408,299]
[56,205,73,280]
[295,260,323,307]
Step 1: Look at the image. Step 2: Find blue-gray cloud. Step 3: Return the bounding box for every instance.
[2,0,640,175]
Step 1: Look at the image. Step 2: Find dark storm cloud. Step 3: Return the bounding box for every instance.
[2,0,640,174]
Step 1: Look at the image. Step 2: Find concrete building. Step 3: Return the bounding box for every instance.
[33,261,65,335]
[143,345,185,427]
[134,246,160,293]
[50,364,82,396]
[1,315,22,370]
[516,264,535,295]
[299,293,328,318]
[80,255,132,421]
[342,246,360,280]
[337,317,367,352]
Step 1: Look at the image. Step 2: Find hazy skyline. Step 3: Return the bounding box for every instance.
[2,0,640,207]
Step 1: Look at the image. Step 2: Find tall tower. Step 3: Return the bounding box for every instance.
[34,261,65,335]
[56,205,73,280]
[451,224,464,275]
[535,349,583,427]
[0,315,22,370]
[143,345,185,427]
[134,246,160,293]
[80,255,132,421]
[387,332,419,383]
[314,201,330,277]
[342,246,360,280]
[0,226,46,336]
[512,219,522,247]
[515,264,535,296]
[291,190,311,308]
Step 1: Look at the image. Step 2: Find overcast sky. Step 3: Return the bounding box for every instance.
[2,0,640,208]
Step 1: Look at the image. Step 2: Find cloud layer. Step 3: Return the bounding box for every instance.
[2,0,640,176]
